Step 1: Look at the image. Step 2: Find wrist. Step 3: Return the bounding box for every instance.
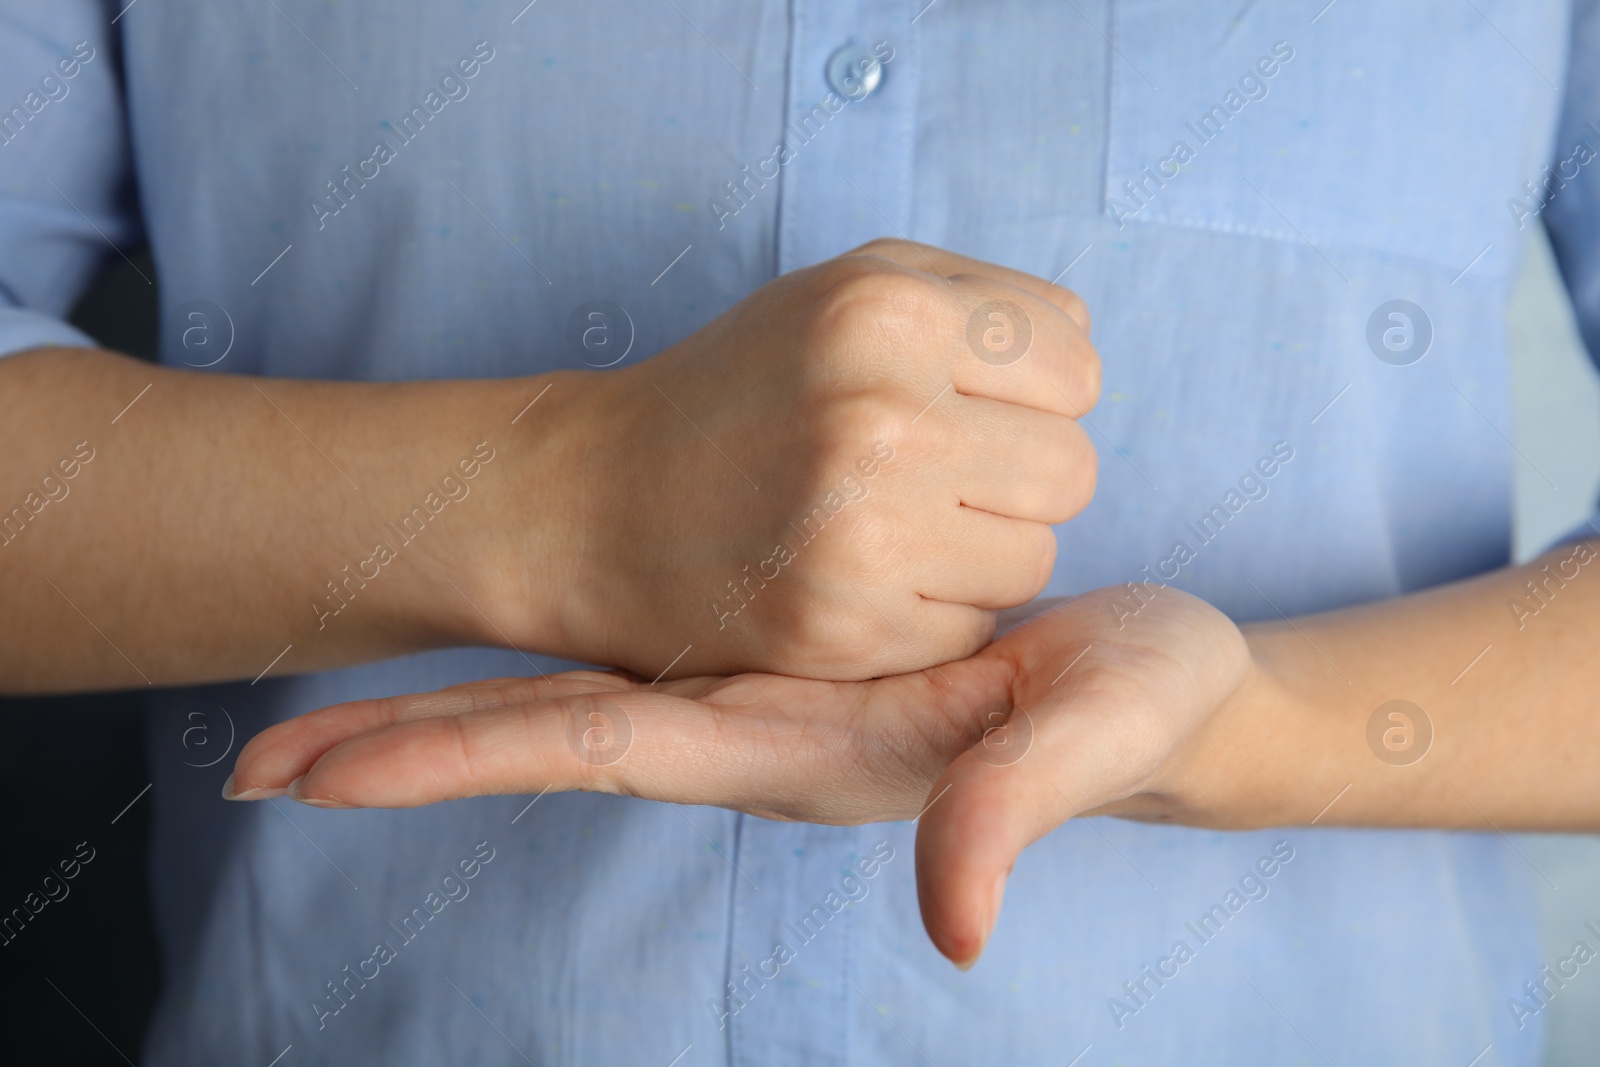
[1132,626,1320,830]
[261,374,560,668]
[454,368,622,662]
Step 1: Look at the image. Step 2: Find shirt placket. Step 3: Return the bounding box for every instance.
[726,4,918,1063]
[774,0,920,273]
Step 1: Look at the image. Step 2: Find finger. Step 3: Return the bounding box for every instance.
[286,658,1002,819]
[912,508,1057,610]
[284,682,837,812]
[226,672,631,798]
[944,394,1097,523]
[832,241,1100,418]
[810,590,994,681]
[914,705,1111,968]
[913,613,1128,965]
[941,275,1099,420]
[844,238,1091,334]
[440,675,549,690]
[283,690,686,809]
[914,591,1246,967]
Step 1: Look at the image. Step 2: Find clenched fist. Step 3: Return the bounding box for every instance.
[504,239,1100,681]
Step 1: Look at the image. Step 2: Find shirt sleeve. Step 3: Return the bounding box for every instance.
[0,0,141,358]
[1540,0,1600,545]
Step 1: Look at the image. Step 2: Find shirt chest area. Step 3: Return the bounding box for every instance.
[124,0,1566,355]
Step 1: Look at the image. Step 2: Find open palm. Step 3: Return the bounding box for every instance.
[228,585,1249,965]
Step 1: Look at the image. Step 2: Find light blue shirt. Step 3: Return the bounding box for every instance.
[5,1,1599,1063]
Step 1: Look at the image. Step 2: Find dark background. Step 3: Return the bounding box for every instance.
[1,250,162,1063]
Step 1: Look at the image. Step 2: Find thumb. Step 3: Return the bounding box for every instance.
[913,708,1043,969]
[914,692,1149,968]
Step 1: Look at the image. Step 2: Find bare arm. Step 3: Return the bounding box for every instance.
[0,345,570,693]
[218,540,1600,965]
[0,240,1102,694]
[1163,538,1600,831]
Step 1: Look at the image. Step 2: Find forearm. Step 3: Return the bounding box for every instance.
[1159,539,1600,831]
[0,347,573,693]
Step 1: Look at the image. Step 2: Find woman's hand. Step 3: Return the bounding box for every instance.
[519,237,1099,684]
[225,584,1251,967]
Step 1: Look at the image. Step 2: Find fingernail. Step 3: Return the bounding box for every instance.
[286,776,354,809]
[953,872,1009,972]
[221,774,287,801]
[989,871,1009,936]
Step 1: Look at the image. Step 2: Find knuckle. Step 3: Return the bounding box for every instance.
[1075,339,1103,409]
[1050,421,1098,519]
[922,616,989,668]
[1054,287,1092,335]
[832,500,902,563]
[776,592,879,678]
[794,499,894,586]
[820,391,916,459]
[844,236,913,261]
[1048,335,1101,416]
[801,260,957,389]
[813,260,944,344]
[991,525,1056,603]
[784,609,844,669]
[1025,526,1059,596]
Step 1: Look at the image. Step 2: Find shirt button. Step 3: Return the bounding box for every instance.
[826,43,884,101]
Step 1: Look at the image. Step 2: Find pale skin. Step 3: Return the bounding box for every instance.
[6,238,1597,970]
[0,239,1096,692]
[226,540,1600,969]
